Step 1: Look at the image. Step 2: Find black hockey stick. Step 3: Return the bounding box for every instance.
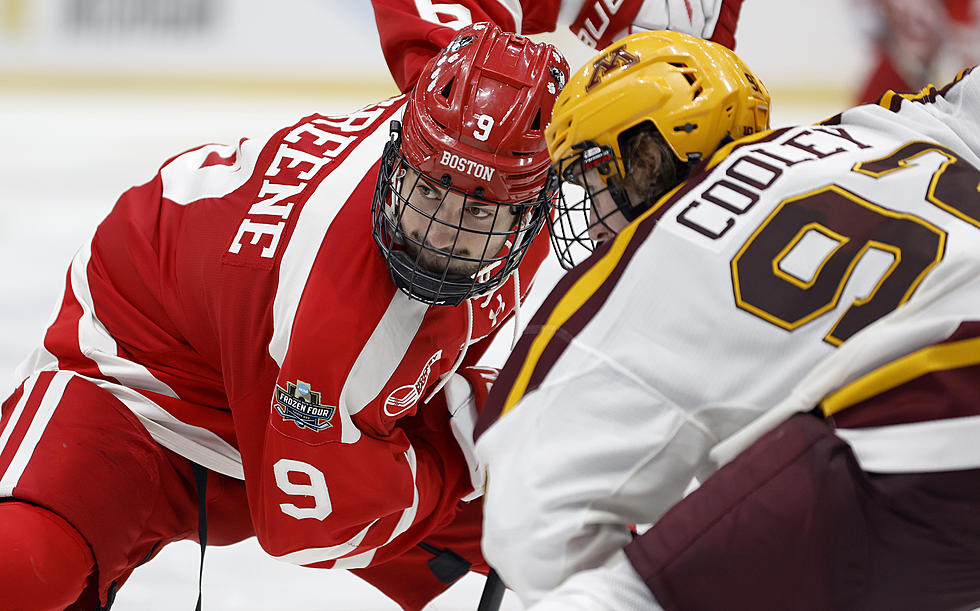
[477,569,506,611]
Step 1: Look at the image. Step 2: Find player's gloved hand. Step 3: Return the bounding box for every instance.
[628,0,742,49]
[443,366,498,502]
[568,0,737,50]
[628,0,717,36]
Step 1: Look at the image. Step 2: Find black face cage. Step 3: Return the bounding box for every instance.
[371,122,551,306]
[547,142,638,270]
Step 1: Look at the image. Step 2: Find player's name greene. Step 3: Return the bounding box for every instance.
[228,97,400,263]
[667,126,874,243]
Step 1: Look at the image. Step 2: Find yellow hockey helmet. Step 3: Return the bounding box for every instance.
[546,30,771,173]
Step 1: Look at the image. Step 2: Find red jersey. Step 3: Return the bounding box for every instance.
[371,0,744,92]
[14,95,547,570]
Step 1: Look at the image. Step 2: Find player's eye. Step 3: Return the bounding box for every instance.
[417,182,442,199]
[466,205,494,220]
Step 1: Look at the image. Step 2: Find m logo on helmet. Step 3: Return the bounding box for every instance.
[586,44,639,91]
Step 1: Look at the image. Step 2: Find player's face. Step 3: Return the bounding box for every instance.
[397,167,518,277]
[581,169,636,244]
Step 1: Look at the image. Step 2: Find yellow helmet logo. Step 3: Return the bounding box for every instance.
[586,44,641,92]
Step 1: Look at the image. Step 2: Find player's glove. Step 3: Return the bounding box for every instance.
[443,365,498,502]
[569,0,740,50]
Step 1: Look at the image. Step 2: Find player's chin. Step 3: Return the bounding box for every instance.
[424,257,481,279]
[406,248,480,279]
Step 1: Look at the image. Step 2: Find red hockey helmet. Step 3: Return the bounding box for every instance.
[373,23,570,305]
[402,22,568,204]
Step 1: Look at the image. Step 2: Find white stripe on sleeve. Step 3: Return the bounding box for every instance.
[0,371,71,496]
[836,414,980,473]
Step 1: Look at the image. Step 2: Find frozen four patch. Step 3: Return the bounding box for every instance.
[274,380,336,431]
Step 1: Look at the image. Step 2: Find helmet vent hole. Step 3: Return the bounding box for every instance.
[531,109,542,131]
[692,86,703,100]
[669,62,697,85]
[440,77,455,100]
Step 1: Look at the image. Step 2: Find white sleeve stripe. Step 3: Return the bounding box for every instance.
[489,0,523,32]
[836,414,980,473]
[70,241,179,399]
[0,375,39,467]
[380,445,420,545]
[0,371,71,496]
[268,115,396,369]
[11,241,243,479]
[272,519,379,565]
[330,549,377,570]
[102,380,245,479]
[339,291,428,418]
[10,343,58,398]
[3,370,245,480]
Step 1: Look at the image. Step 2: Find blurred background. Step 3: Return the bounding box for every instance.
[0,1,973,609]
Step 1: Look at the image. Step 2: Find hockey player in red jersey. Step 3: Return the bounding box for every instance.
[0,22,569,611]
[371,0,745,93]
[853,0,980,104]
[476,31,980,610]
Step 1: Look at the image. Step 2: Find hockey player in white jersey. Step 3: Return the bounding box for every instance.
[474,31,980,610]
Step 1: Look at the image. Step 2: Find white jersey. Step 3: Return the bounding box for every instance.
[476,68,980,606]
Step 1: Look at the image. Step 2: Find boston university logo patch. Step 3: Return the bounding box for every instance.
[384,350,443,418]
[274,380,336,431]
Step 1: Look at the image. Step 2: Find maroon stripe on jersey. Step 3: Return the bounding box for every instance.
[521,209,662,396]
[831,321,980,429]
[0,372,55,475]
[881,67,974,113]
[819,113,843,126]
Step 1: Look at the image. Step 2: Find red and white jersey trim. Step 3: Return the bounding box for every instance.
[269,107,402,370]
[343,292,431,420]
[12,241,246,478]
[69,241,178,398]
[0,372,71,496]
[161,140,263,206]
[100,377,243,479]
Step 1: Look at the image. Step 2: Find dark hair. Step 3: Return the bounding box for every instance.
[615,122,685,206]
